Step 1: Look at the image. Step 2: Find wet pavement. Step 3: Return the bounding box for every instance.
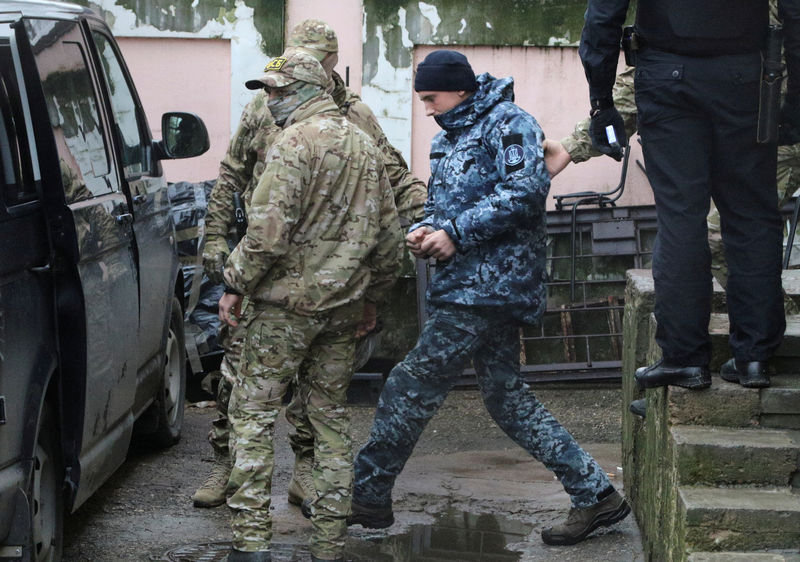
[64,387,644,561]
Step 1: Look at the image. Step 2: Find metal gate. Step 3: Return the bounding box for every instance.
[522,205,657,381]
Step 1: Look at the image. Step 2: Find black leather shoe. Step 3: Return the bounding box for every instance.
[720,358,770,388]
[227,549,271,562]
[634,360,711,390]
[347,500,394,529]
[629,398,646,419]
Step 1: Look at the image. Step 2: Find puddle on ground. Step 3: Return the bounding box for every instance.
[347,508,532,561]
[159,510,531,561]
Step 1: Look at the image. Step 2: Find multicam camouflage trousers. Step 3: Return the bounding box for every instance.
[708,143,800,314]
[353,303,612,510]
[208,301,314,459]
[227,302,360,559]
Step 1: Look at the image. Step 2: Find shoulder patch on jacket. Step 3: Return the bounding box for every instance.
[502,133,524,173]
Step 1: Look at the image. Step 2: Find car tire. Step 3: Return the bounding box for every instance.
[30,405,63,562]
[147,295,186,448]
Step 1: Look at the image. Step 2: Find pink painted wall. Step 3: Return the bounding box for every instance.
[286,0,364,93]
[116,37,231,183]
[411,45,653,210]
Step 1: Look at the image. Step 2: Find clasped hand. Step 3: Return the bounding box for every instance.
[406,227,456,260]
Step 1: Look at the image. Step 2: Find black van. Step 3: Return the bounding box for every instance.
[0,2,209,560]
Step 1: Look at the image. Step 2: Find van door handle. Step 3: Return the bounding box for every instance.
[116,213,133,225]
[29,262,51,273]
[133,194,147,205]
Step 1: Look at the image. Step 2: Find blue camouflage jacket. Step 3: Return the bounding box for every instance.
[411,73,550,325]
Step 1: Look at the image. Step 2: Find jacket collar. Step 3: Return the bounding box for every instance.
[284,93,339,128]
[433,73,515,131]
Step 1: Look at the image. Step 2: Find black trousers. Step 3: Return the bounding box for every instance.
[635,48,785,366]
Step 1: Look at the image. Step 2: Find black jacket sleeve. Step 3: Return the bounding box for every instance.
[579,0,631,104]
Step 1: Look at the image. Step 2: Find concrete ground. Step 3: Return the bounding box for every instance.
[63,386,643,561]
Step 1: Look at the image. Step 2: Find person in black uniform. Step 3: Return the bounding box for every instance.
[580,0,800,394]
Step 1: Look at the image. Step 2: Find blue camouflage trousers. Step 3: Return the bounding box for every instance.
[353,303,612,509]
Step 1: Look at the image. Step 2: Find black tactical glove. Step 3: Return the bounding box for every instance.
[589,105,628,161]
[779,93,800,146]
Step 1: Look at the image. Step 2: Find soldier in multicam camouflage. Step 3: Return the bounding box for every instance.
[349,50,630,548]
[193,18,427,510]
[218,50,402,562]
[192,83,281,510]
[286,19,427,223]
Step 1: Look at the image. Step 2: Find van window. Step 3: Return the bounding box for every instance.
[92,32,148,179]
[26,19,113,202]
[0,41,36,206]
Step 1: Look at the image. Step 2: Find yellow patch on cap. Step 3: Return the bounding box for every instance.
[265,57,287,71]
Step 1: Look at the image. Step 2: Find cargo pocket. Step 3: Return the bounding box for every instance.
[635,61,684,126]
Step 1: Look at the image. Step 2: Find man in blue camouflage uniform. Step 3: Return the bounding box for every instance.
[348,50,630,546]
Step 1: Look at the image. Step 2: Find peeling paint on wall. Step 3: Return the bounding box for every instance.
[79,0,283,52]
[364,0,588,53]
[361,17,415,161]
[417,2,440,35]
[76,0,284,132]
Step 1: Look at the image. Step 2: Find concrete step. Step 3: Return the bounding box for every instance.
[671,425,800,486]
[666,376,800,428]
[680,486,800,551]
[709,313,800,371]
[689,553,800,562]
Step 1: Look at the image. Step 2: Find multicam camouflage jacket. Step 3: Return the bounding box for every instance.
[204,89,280,257]
[330,72,427,222]
[223,93,403,314]
[413,73,551,325]
[204,72,426,266]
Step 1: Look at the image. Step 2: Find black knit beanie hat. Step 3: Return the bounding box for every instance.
[414,50,477,92]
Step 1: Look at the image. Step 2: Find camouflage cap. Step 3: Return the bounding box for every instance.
[286,19,338,53]
[245,49,328,90]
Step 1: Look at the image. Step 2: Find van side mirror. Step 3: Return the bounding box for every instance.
[155,112,210,160]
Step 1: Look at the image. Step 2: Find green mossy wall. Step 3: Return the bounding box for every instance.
[79,0,285,54]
